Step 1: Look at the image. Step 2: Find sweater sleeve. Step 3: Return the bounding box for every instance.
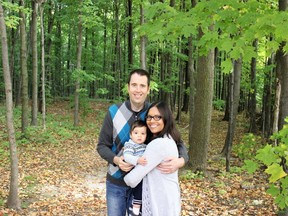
[177,140,189,163]
[96,111,115,164]
[124,138,171,188]
[123,142,139,166]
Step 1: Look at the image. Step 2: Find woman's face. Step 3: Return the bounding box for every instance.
[146,106,164,135]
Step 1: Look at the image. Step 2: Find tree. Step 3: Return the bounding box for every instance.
[19,0,29,133]
[39,0,46,129]
[127,0,133,67]
[31,0,38,126]
[248,40,258,133]
[221,58,242,172]
[277,0,288,131]
[0,2,21,210]
[74,0,83,127]
[140,2,147,70]
[188,27,215,172]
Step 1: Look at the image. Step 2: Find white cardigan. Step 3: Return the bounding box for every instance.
[124,134,181,216]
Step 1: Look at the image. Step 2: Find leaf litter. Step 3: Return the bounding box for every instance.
[0,101,277,215]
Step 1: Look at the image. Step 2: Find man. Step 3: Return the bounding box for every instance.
[97,69,188,216]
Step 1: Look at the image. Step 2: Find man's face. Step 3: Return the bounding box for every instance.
[128,73,150,109]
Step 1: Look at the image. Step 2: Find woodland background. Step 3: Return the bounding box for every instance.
[0,0,288,215]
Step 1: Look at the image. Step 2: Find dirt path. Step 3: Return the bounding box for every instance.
[1,138,108,215]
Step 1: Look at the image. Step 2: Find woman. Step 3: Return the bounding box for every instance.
[124,101,181,216]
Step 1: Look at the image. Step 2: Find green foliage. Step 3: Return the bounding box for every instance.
[0,198,4,207]
[96,88,109,96]
[212,99,225,111]
[180,170,204,180]
[243,118,288,210]
[234,133,261,160]
[71,69,96,83]
[1,1,31,29]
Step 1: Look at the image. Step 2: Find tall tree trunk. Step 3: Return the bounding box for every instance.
[262,54,274,138]
[221,58,242,172]
[19,0,29,133]
[278,0,288,130]
[276,1,288,214]
[31,0,38,126]
[188,27,214,172]
[54,10,62,96]
[74,0,83,127]
[112,0,121,99]
[127,0,133,67]
[140,3,147,70]
[249,40,258,133]
[188,34,196,151]
[44,0,54,83]
[39,1,46,130]
[0,3,21,210]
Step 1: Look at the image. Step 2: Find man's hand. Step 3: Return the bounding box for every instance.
[114,156,134,172]
[157,157,185,174]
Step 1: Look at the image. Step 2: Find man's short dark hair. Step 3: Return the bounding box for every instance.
[127,69,150,86]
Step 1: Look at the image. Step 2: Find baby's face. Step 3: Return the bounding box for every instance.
[130,126,147,144]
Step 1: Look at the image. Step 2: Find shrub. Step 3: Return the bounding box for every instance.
[243,117,288,210]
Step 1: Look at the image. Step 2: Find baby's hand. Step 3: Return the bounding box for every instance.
[137,156,147,165]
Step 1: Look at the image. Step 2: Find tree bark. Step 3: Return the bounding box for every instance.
[221,58,242,172]
[249,40,258,133]
[19,0,29,133]
[277,0,288,131]
[39,1,46,130]
[74,0,83,127]
[0,3,21,210]
[188,28,214,172]
[140,3,147,70]
[127,0,133,67]
[31,0,38,126]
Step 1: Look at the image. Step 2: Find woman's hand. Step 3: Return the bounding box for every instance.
[114,156,134,172]
[157,157,185,174]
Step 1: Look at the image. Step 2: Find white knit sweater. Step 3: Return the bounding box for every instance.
[124,134,181,216]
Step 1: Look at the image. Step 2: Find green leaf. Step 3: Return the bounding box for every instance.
[243,160,259,174]
[267,184,279,197]
[255,144,278,166]
[265,163,287,183]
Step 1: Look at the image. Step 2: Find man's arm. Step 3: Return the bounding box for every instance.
[96,112,115,164]
[97,111,134,172]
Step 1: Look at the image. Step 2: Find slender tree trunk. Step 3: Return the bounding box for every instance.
[262,54,274,138]
[44,0,54,89]
[39,1,46,130]
[188,34,196,153]
[0,3,21,210]
[31,0,38,126]
[140,3,147,70]
[249,40,258,133]
[221,58,242,171]
[272,78,281,138]
[74,0,83,127]
[19,0,29,133]
[277,0,288,129]
[127,0,133,67]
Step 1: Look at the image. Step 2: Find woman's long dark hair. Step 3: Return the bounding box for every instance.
[146,101,181,143]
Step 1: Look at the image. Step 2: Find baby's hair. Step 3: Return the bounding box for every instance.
[130,120,147,133]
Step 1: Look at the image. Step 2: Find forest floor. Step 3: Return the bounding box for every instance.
[0,100,277,216]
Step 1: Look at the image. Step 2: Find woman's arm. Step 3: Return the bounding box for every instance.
[124,139,167,188]
[157,140,188,173]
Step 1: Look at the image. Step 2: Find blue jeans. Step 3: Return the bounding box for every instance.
[106,180,132,216]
